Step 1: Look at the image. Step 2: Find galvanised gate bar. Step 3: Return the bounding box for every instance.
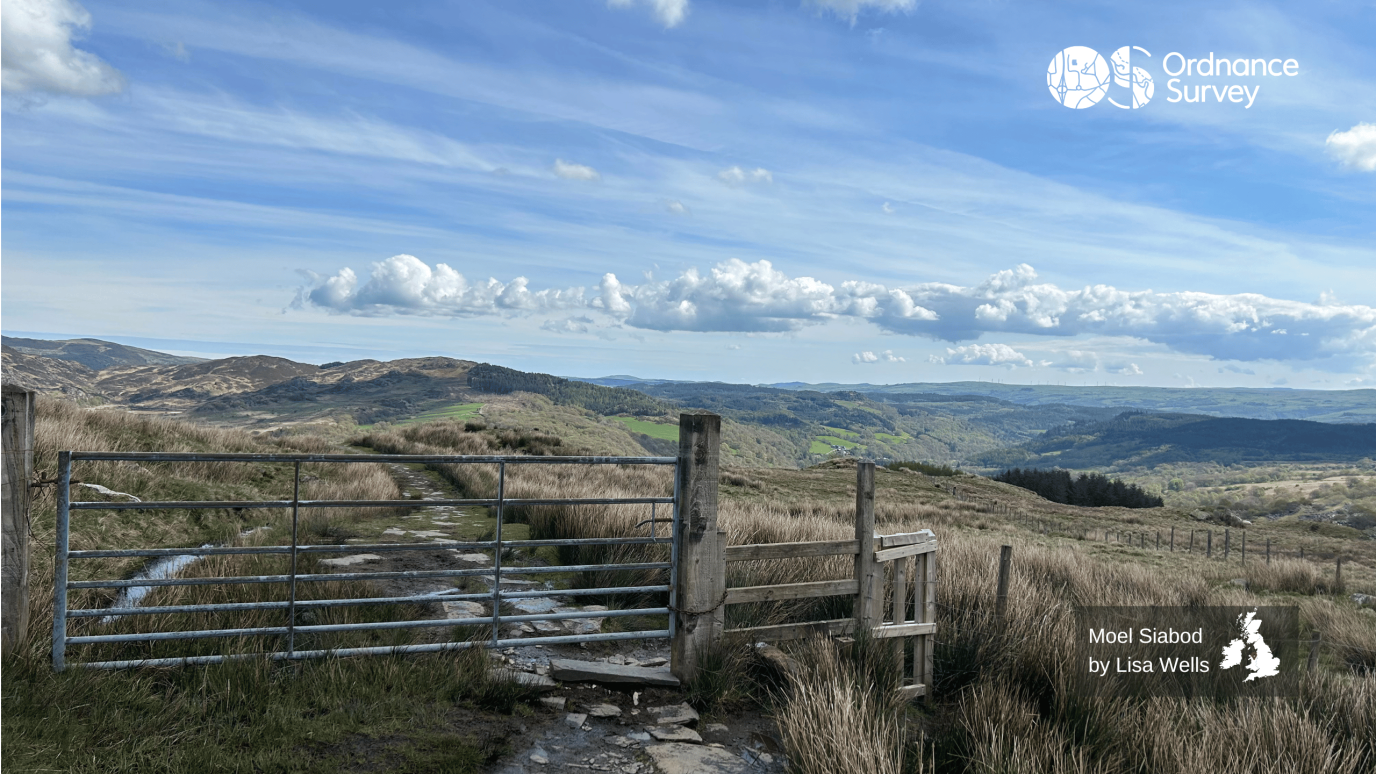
[52,451,679,671]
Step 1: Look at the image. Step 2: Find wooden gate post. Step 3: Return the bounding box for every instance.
[854,461,878,629]
[671,413,724,683]
[2,385,36,656]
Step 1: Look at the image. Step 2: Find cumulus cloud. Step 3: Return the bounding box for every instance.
[607,0,689,28]
[807,0,917,23]
[1326,123,1376,171]
[1,0,124,96]
[853,349,904,364]
[295,254,586,316]
[553,159,600,181]
[663,199,690,215]
[1109,363,1143,376]
[934,344,1033,368]
[717,166,773,186]
[297,257,1376,367]
[881,202,895,214]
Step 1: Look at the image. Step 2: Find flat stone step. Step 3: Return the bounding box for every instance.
[549,658,680,687]
[646,743,751,773]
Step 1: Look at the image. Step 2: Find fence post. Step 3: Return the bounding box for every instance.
[2,385,35,656]
[1189,530,1194,552]
[1266,538,1271,565]
[916,548,935,704]
[672,413,724,684]
[1224,529,1230,561]
[994,545,1012,620]
[1170,527,1174,552]
[1307,631,1321,672]
[1207,530,1212,558]
[1335,558,1343,593]
[1241,532,1246,565]
[855,461,879,630]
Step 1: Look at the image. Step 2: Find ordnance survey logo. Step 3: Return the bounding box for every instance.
[1075,606,1298,697]
[1048,47,1299,110]
[1047,46,1153,109]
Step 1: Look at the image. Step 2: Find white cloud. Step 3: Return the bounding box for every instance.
[541,316,595,334]
[853,349,903,364]
[881,202,895,214]
[608,0,690,28]
[1326,123,1376,171]
[663,199,690,215]
[300,257,1376,367]
[1109,363,1143,376]
[553,158,601,181]
[297,254,586,316]
[717,166,773,186]
[935,343,1033,368]
[1,0,124,96]
[807,0,918,24]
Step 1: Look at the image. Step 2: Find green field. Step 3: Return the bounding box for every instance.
[394,403,484,426]
[875,431,911,443]
[821,425,859,439]
[610,415,678,440]
[811,434,859,454]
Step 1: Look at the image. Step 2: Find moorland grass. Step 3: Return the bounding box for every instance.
[3,400,541,774]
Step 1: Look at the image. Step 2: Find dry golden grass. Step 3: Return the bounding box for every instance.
[17,397,406,664]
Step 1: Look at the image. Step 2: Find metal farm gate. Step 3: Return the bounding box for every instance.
[52,451,679,671]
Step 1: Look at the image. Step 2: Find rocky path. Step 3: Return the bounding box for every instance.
[348,460,790,773]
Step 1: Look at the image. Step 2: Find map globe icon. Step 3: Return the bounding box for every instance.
[1047,46,1110,109]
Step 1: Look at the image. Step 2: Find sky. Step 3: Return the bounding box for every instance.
[2,0,1374,389]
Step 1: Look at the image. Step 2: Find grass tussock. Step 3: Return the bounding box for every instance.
[777,634,911,774]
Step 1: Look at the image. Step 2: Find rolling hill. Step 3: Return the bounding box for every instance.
[971,411,1376,469]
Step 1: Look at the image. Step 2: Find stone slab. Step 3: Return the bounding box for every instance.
[490,669,557,692]
[550,659,680,687]
[649,726,702,743]
[645,743,753,774]
[647,703,699,726]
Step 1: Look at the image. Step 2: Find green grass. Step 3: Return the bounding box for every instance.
[874,431,911,443]
[821,425,859,439]
[394,403,484,427]
[609,415,678,441]
[3,650,541,774]
[815,435,859,449]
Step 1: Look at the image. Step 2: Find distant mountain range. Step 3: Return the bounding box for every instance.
[972,411,1376,468]
[2,336,206,370]
[4,337,1373,470]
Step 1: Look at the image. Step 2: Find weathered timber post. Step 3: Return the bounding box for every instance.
[1207,530,1213,558]
[671,413,724,683]
[994,545,1012,620]
[1266,538,1271,565]
[1307,631,1321,672]
[855,461,879,630]
[1224,529,1230,561]
[916,547,935,705]
[1241,532,1246,564]
[1170,527,1174,551]
[1156,531,1160,550]
[2,385,36,656]
[1335,558,1344,593]
[1189,530,1194,552]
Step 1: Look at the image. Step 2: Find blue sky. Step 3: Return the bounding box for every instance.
[3,0,1374,388]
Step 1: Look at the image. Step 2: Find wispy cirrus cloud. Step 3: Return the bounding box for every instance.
[298,257,1376,368]
[607,0,690,28]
